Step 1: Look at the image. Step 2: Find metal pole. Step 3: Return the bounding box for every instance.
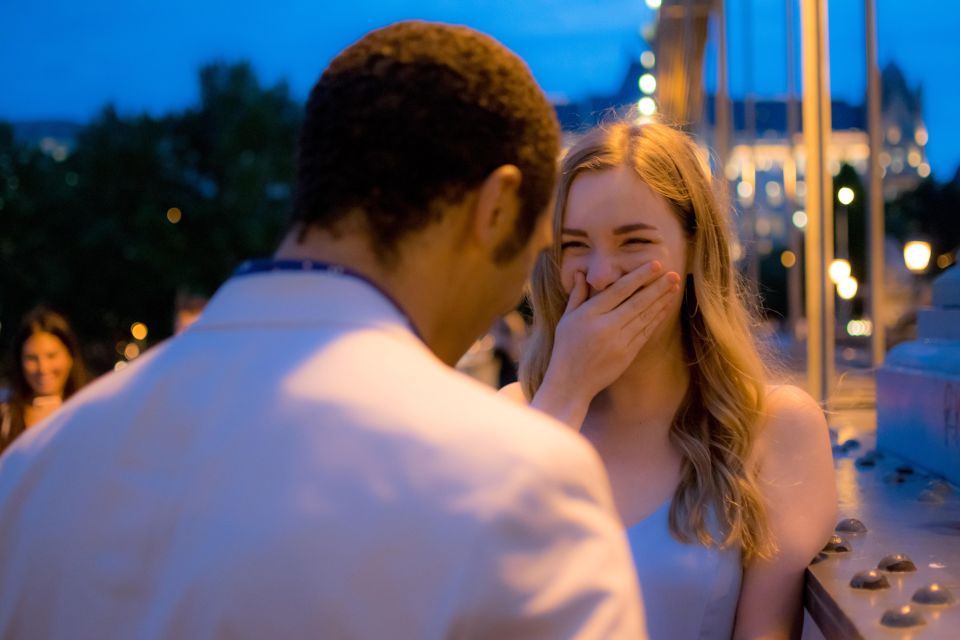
[865,0,886,366]
[801,0,835,405]
[715,0,731,172]
[743,0,759,292]
[785,0,803,341]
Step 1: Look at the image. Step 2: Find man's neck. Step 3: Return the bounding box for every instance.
[273,225,482,366]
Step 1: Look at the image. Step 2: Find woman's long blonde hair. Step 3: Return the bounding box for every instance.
[521,121,773,561]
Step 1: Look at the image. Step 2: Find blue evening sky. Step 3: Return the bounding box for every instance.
[2,0,957,177]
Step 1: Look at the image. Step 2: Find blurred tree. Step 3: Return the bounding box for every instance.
[1,62,301,375]
[886,174,960,264]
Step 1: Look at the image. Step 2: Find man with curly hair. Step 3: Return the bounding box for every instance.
[0,21,645,638]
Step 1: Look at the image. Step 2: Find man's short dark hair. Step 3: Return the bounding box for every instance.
[292,21,560,263]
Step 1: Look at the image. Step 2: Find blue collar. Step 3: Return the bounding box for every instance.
[233,259,423,342]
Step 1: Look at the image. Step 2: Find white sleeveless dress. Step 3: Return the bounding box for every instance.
[627,499,742,639]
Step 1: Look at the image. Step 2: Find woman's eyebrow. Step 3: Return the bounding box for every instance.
[614,223,658,234]
[561,223,659,237]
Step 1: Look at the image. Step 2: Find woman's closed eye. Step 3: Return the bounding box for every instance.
[622,237,653,247]
[561,240,589,251]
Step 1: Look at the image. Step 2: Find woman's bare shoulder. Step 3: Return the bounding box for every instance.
[761,384,828,445]
[497,382,529,405]
[754,383,836,531]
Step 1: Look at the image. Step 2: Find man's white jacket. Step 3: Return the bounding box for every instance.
[0,270,645,638]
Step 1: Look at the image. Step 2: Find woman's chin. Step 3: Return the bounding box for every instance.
[31,387,63,398]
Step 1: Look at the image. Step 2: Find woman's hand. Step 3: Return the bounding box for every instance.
[532,261,681,428]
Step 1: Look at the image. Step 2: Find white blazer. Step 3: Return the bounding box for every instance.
[0,270,646,639]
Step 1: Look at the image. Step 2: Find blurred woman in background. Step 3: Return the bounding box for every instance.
[1,307,89,455]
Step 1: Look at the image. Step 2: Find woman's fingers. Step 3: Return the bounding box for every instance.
[623,297,673,352]
[615,271,681,327]
[564,271,588,313]
[588,261,663,314]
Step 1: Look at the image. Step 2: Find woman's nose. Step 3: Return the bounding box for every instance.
[585,254,624,292]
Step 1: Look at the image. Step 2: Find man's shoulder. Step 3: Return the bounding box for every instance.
[403,370,607,493]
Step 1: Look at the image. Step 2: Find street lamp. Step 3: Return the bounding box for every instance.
[637,97,657,117]
[829,259,852,285]
[639,73,657,95]
[837,276,858,300]
[904,241,932,273]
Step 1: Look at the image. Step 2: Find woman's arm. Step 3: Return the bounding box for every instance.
[733,385,838,640]
[498,379,594,430]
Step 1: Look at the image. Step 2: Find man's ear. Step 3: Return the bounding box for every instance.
[471,164,522,251]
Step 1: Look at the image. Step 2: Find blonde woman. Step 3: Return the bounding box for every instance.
[500,122,836,639]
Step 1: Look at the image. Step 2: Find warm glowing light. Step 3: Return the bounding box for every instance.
[736,181,754,200]
[837,277,858,300]
[915,128,928,146]
[637,97,657,116]
[638,73,657,94]
[731,241,744,262]
[937,253,954,269]
[792,210,808,229]
[781,251,797,268]
[114,361,128,371]
[755,218,771,237]
[640,51,656,68]
[907,149,922,167]
[724,162,740,181]
[837,187,855,205]
[765,182,782,199]
[887,126,901,144]
[918,163,931,178]
[904,241,932,273]
[645,0,662,8]
[167,207,182,224]
[879,151,891,168]
[829,259,852,285]
[795,180,807,200]
[123,343,141,360]
[130,322,148,341]
[846,319,873,337]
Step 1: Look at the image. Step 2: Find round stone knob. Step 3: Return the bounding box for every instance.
[878,553,917,573]
[880,605,925,628]
[883,471,908,485]
[912,583,956,606]
[822,535,851,553]
[836,518,867,534]
[850,570,889,590]
[918,489,945,504]
[841,438,861,452]
[926,480,952,498]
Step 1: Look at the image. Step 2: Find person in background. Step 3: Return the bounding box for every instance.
[0,307,88,455]
[502,121,836,639]
[0,22,645,638]
[492,309,528,387]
